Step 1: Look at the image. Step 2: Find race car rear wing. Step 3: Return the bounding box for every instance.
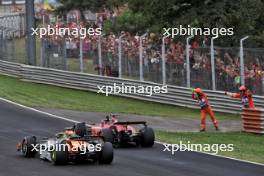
[69,135,103,141]
[114,121,147,126]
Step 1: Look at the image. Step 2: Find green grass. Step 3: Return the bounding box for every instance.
[0,75,239,120]
[6,28,262,165]
[156,131,264,164]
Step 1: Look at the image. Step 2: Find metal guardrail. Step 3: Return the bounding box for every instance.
[0,59,263,114]
[0,60,21,76]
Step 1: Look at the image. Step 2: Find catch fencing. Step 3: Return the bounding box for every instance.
[35,35,264,96]
[0,13,25,63]
[0,14,264,97]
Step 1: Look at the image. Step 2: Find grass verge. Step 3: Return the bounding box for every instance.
[156,131,264,164]
[1,75,262,164]
[0,75,239,120]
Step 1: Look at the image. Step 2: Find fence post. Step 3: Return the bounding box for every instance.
[25,0,36,65]
[40,37,44,67]
[98,36,102,75]
[3,28,7,60]
[161,36,169,85]
[186,35,194,88]
[22,13,25,36]
[139,33,148,81]
[79,38,84,73]
[63,38,67,70]
[210,36,218,90]
[11,30,15,62]
[118,34,125,78]
[240,36,249,86]
[0,28,2,60]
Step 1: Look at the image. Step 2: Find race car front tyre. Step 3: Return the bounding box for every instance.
[21,136,37,157]
[51,141,69,165]
[141,127,155,147]
[101,128,114,143]
[98,142,113,164]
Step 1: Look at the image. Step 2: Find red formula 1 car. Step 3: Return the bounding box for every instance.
[90,115,155,147]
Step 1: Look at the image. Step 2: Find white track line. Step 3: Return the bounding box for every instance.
[0,98,78,123]
[1,97,264,167]
[155,141,264,167]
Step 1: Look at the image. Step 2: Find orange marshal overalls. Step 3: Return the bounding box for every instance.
[192,91,219,130]
[230,90,255,109]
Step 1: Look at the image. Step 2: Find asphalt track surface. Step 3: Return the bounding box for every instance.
[0,100,263,176]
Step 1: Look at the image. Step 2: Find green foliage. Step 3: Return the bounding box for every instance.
[56,0,106,12]
[55,0,264,46]
[126,0,264,47]
[56,0,126,15]
[156,131,264,164]
[104,0,127,8]
[103,10,147,34]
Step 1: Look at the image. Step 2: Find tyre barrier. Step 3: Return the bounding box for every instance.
[241,108,264,134]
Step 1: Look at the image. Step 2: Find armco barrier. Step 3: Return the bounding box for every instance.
[242,108,264,134]
[0,60,21,77]
[0,60,264,114]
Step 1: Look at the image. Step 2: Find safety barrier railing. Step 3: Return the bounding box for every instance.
[0,59,264,114]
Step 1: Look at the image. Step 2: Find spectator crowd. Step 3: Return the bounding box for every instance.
[41,19,264,95]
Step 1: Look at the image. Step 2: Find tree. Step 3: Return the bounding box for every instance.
[126,0,264,47]
[55,0,264,46]
[103,10,147,34]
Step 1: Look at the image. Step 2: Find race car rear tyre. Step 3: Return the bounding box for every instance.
[74,122,87,137]
[21,136,37,157]
[98,142,113,164]
[101,128,114,143]
[141,127,155,147]
[51,141,69,165]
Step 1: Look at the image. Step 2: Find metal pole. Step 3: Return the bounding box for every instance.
[19,13,23,37]
[161,36,169,85]
[3,28,7,60]
[25,0,36,65]
[240,36,249,86]
[40,37,44,66]
[186,35,194,88]
[63,38,67,70]
[98,36,102,75]
[11,30,15,62]
[210,36,218,90]
[118,34,125,78]
[22,14,25,36]
[0,28,2,60]
[139,33,148,81]
[79,38,84,72]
